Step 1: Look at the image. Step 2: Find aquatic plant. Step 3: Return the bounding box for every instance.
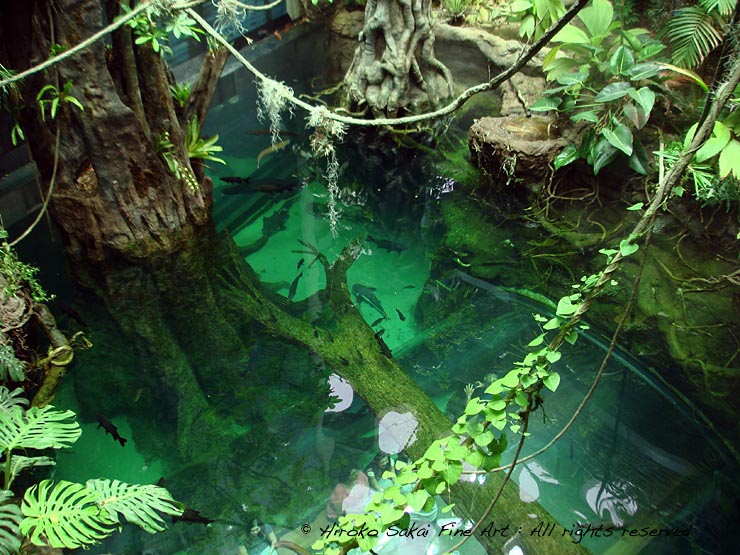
[0,389,183,552]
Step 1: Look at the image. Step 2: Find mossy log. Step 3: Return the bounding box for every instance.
[215,237,586,554]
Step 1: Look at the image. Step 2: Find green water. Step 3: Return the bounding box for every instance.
[17,40,733,555]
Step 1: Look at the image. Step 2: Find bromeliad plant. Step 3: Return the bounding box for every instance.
[530,0,673,175]
[0,387,183,554]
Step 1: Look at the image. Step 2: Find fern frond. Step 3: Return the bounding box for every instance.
[20,480,117,549]
[666,6,725,68]
[700,0,736,16]
[87,479,183,534]
[0,405,81,452]
[0,490,22,555]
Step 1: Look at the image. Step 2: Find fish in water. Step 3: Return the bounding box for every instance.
[374,328,385,339]
[173,508,216,526]
[96,413,127,447]
[370,317,384,327]
[297,258,305,271]
[367,235,407,254]
[288,272,303,300]
[396,308,406,321]
[352,284,387,319]
[402,285,416,289]
[256,139,291,167]
[220,176,251,184]
[221,178,300,195]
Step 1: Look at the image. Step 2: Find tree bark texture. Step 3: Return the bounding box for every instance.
[343,0,454,117]
[0,0,215,264]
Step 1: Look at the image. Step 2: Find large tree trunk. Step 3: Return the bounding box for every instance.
[0,0,214,265]
[1,4,586,551]
[0,0,228,457]
[343,0,454,117]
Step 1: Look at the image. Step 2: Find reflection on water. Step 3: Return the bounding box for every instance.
[17,37,732,555]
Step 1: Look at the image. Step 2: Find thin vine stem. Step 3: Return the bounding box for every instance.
[0,1,204,90]
[444,399,533,555]
[9,125,61,247]
[188,0,590,128]
[216,0,284,11]
[483,217,655,475]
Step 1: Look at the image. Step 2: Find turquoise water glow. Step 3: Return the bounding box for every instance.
[16,31,735,555]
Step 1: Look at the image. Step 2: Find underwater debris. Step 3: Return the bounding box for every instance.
[257,139,291,167]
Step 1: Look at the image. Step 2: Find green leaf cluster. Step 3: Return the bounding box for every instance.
[36,81,84,122]
[508,0,567,40]
[659,101,740,205]
[532,0,672,175]
[120,5,203,58]
[0,388,183,552]
[186,119,226,165]
[0,230,52,302]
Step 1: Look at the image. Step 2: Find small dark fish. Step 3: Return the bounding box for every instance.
[396,308,406,321]
[297,258,305,271]
[402,285,416,289]
[370,317,384,327]
[220,176,251,184]
[96,413,127,447]
[352,284,387,319]
[374,328,385,339]
[288,272,303,300]
[367,235,407,254]
[377,337,393,359]
[56,300,87,327]
[173,508,216,526]
[222,178,300,195]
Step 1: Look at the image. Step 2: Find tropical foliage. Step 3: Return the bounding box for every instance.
[660,89,740,205]
[508,0,566,40]
[531,0,670,174]
[664,0,737,69]
[0,388,183,553]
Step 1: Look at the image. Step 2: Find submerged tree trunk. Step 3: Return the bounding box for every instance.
[2,4,586,550]
[343,0,454,117]
[0,0,228,456]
